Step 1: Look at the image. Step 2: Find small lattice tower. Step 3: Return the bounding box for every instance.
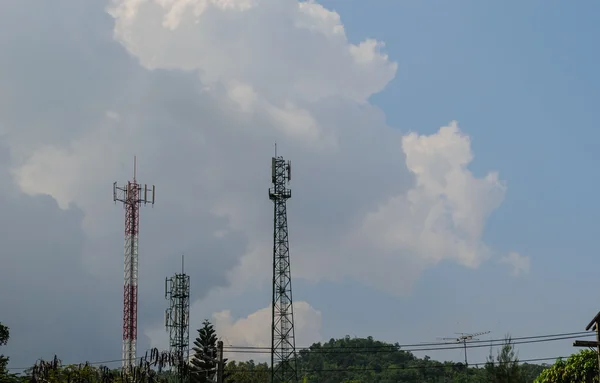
[269,153,298,383]
[113,157,155,372]
[165,255,191,382]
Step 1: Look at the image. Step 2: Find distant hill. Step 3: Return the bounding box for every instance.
[226,335,549,383]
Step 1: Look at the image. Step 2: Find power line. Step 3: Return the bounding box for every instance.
[7,330,591,371]
[223,331,593,351]
[163,356,568,374]
[226,355,567,373]
[222,334,594,355]
[233,355,570,373]
[9,355,571,374]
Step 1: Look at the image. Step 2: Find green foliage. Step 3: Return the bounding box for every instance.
[0,323,9,376]
[534,350,598,383]
[0,322,22,383]
[295,335,483,383]
[226,335,549,383]
[1,329,555,383]
[190,320,218,383]
[484,334,525,383]
[521,363,550,382]
[223,335,548,383]
[19,356,122,383]
[224,360,269,383]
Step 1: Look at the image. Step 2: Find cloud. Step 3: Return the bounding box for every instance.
[354,121,507,292]
[0,145,119,368]
[500,251,531,277]
[212,301,322,362]
[108,0,397,105]
[144,300,322,363]
[0,0,518,368]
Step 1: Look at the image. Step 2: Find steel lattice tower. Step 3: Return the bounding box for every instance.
[165,255,190,382]
[113,157,155,372]
[269,154,298,383]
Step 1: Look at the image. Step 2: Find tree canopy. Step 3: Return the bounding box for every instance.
[223,335,547,383]
[534,350,598,383]
[0,320,558,383]
[484,334,525,383]
[0,323,9,376]
[190,320,219,383]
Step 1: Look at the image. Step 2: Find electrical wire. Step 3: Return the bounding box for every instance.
[220,355,572,373]
[223,331,594,352]
[6,330,593,371]
[222,334,592,354]
[7,355,574,374]
[223,331,593,351]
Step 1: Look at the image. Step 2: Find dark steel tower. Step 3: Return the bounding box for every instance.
[113,157,155,372]
[269,154,298,383]
[165,255,191,383]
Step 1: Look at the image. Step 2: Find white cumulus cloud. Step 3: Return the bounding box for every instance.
[108,0,397,105]
[0,0,520,366]
[354,121,507,292]
[213,301,322,362]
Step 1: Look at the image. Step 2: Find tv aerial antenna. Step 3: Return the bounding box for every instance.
[438,331,491,367]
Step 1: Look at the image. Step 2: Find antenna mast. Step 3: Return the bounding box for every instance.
[165,255,191,383]
[269,152,297,383]
[113,157,156,372]
[440,331,491,367]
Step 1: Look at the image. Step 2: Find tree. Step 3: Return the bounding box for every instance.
[534,350,597,383]
[0,323,9,376]
[190,320,218,383]
[521,363,550,382]
[224,361,269,383]
[0,322,20,383]
[485,334,525,383]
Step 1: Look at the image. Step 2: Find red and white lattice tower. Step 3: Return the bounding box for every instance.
[113,157,155,371]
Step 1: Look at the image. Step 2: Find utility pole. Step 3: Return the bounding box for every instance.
[217,341,224,383]
[573,311,600,382]
[269,152,298,383]
[202,341,225,383]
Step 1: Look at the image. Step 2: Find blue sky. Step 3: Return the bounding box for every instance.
[306,0,600,364]
[2,0,600,371]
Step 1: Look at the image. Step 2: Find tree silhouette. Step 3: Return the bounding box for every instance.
[190,320,218,383]
[485,334,525,383]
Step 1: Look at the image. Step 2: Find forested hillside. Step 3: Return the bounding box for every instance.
[0,320,551,383]
[226,336,548,383]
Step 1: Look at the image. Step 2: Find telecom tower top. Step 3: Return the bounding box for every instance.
[113,157,156,207]
[269,156,291,201]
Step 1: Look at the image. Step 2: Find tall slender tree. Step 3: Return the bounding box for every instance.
[485,334,525,383]
[190,320,218,383]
